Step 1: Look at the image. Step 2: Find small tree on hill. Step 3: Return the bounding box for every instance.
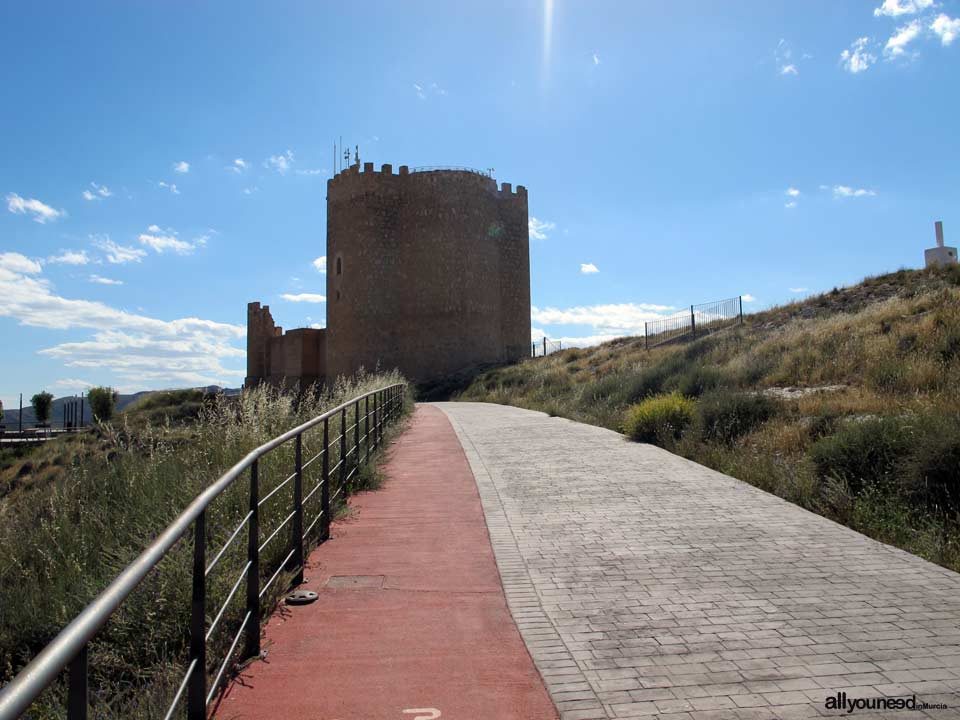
[88,386,119,422]
[31,391,54,426]
[0,398,4,427]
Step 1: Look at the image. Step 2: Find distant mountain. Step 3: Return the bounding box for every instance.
[1,387,240,428]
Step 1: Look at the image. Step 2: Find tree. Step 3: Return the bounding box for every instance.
[31,391,54,426]
[88,386,119,422]
[0,398,4,427]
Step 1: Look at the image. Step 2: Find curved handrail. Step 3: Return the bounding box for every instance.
[0,382,405,720]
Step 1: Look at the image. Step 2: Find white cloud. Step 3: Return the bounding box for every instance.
[157,181,180,195]
[785,201,798,209]
[89,274,123,286]
[52,378,96,390]
[874,0,935,17]
[775,38,805,75]
[281,293,326,303]
[48,250,90,266]
[831,185,877,198]
[295,168,325,176]
[931,13,960,45]
[229,158,249,173]
[786,187,800,197]
[593,53,601,65]
[6,193,65,224]
[265,150,294,174]
[531,302,676,337]
[242,187,258,195]
[789,287,809,293]
[840,37,877,73]
[138,226,204,255]
[885,20,922,57]
[0,261,245,388]
[93,237,147,264]
[528,217,555,241]
[0,252,42,274]
[414,83,426,99]
[741,294,757,303]
[81,183,111,201]
[173,161,190,174]
[580,263,599,274]
[313,256,327,273]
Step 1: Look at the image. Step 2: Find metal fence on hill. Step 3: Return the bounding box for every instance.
[645,296,744,349]
[531,338,562,357]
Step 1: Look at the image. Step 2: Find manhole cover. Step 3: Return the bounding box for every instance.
[325,575,384,589]
[285,589,319,605]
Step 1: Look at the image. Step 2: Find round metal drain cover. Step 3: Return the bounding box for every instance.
[285,589,318,605]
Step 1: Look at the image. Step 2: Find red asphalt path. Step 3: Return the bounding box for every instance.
[217,404,558,720]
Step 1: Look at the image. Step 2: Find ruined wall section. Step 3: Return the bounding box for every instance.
[246,301,282,387]
[246,301,326,389]
[326,164,529,383]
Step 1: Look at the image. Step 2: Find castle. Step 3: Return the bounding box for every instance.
[246,162,531,389]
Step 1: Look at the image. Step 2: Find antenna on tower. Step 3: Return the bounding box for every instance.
[355,145,360,166]
[343,146,351,169]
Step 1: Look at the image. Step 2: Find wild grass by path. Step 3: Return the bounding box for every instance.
[458,266,960,574]
[0,371,411,719]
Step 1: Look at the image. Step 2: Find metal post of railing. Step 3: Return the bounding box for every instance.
[739,295,744,325]
[66,644,87,720]
[690,305,696,338]
[354,400,360,474]
[339,408,347,497]
[543,337,547,356]
[320,418,330,541]
[79,393,84,428]
[290,434,304,585]
[372,392,378,451]
[364,395,370,463]
[187,511,207,720]
[245,460,260,659]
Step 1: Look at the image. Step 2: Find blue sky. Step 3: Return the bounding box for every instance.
[1,0,958,405]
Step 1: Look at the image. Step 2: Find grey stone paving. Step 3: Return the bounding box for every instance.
[434,402,960,720]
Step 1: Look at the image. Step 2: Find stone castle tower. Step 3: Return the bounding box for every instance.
[246,162,530,388]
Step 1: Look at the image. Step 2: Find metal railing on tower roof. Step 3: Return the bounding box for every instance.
[409,166,493,176]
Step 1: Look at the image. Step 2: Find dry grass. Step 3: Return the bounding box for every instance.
[458,265,960,573]
[1,371,412,718]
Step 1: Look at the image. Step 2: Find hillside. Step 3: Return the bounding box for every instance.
[1,385,240,428]
[458,264,960,572]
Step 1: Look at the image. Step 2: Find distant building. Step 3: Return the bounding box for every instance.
[246,163,531,388]
[925,220,957,269]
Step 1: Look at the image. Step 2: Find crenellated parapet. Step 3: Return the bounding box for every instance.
[329,162,526,199]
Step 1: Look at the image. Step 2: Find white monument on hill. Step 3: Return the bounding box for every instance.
[925,220,957,268]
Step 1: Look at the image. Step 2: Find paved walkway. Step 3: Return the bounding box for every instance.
[435,402,960,720]
[219,405,557,720]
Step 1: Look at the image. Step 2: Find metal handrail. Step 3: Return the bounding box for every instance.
[0,382,406,720]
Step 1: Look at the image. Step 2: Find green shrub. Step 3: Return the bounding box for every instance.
[809,416,915,494]
[899,416,960,512]
[697,391,778,444]
[622,392,695,445]
[88,386,120,422]
[669,364,725,398]
[30,391,54,425]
